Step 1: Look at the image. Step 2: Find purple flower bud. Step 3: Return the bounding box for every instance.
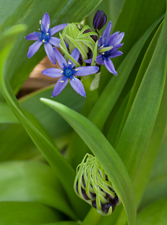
[93,10,107,30]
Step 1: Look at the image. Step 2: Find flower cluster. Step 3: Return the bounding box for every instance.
[25,11,124,97]
[74,154,120,216]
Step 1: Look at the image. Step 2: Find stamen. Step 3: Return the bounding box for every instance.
[72,79,74,81]
[42,39,45,43]
[68,62,72,64]
[39,20,41,24]
[47,24,50,28]
[46,33,49,35]
[60,81,64,83]
[75,69,78,71]
[61,71,63,73]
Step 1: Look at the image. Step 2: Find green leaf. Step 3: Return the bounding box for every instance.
[140,125,167,208]
[113,0,165,67]
[0,202,61,225]
[136,198,167,225]
[42,222,79,225]
[0,85,85,161]
[40,98,137,225]
[0,102,19,123]
[0,25,88,219]
[115,8,167,205]
[0,161,76,219]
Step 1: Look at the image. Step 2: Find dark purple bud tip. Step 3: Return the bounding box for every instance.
[81,188,90,200]
[76,182,79,194]
[102,202,113,214]
[92,200,97,209]
[93,10,107,30]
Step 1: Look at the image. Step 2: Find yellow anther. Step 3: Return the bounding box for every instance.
[75,69,78,71]
[102,52,105,55]
[39,20,41,24]
[60,80,64,83]
[42,39,45,42]
[46,33,49,35]
[68,62,72,64]
[72,79,74,81]
[47,24,50,28]
[61,71,63,73]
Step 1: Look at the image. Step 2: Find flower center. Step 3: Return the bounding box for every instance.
[101,50,110,59]
[64,69,73,77]
[40,29,50,43]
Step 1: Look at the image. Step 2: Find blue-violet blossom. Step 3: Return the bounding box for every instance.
[86,21,124,75]
[25,12,67,64]
[42,48,99,97]
[93,10,107,30]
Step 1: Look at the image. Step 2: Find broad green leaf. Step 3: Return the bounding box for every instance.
[0,161,76,219]
[0,202,61,225]
[0,102,19,123]
[1,0,102,98]
[117,22,163,138]
[140,124,167,208]
[113,0,165,67]
[0,85,85,161]
[42,222,78,225]
[136,198,167,225]
[0,25,88,219]
[40,99,137,225]
[115,8,167,205]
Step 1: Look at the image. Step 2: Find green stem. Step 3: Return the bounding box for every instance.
[82,207,101,225]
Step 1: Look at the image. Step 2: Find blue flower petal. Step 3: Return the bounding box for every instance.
[106,31,119,46]
[104,58,117,75]
[53,47,67,69]
[112,32,125,46]
[49,37,60,47]
[52,76,68,97]
[25,32,38,41]
[110,51,123,58]
[44,43,56,64]
[68,48,80,68]
[70,77,86,97]
[84,58,93,64]
[50,23,68,36]
[102,21,112,39]
[41,12,50,32]
[27,41,43,58]
[73,66,99,76]
[95,55,104,65]
[42,68,62,78]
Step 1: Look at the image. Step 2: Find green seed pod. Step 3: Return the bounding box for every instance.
[74,154,121,216]
[60,23,98,61]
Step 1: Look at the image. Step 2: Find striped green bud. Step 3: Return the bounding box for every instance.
[74,154,121,216]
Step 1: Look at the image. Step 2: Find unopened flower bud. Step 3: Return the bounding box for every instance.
[74,154,120,216]
[93,10,107,30]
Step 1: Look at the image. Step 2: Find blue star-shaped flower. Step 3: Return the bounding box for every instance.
[42,48,99,97]
[86,21,124,75]
[25,12,67,64]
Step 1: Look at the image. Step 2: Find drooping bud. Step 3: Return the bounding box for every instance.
[93,10,107,31]
[74,154,121,216]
